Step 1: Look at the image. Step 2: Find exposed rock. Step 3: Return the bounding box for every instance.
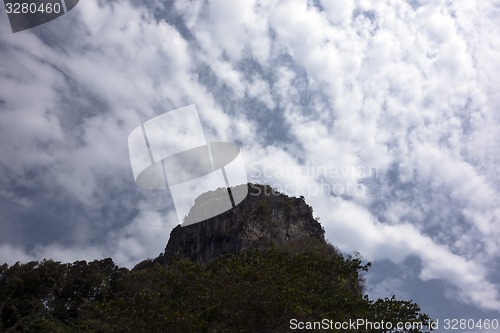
[159,183,326,264]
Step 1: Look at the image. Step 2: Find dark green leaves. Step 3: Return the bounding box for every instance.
[0,251,431,332]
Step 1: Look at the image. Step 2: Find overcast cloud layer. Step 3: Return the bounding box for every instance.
[1,0,499,326]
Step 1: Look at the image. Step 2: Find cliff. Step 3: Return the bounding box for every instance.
[159,183,326,264]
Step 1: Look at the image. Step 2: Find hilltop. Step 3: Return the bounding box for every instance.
[159,183,326,264]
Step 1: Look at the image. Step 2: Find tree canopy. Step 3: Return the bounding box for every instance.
[0,244,432,332]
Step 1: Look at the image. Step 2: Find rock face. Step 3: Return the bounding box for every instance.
[160,183,325,264]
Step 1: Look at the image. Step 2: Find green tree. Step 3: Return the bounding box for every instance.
[0,248,432,332]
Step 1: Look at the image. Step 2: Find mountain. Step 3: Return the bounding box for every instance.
[0,183,433,332]
[159,183,326,264]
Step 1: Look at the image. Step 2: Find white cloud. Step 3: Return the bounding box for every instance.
[108,207,177,267]
[0,244,36,264]
[188,0,271,63]
[321,0,354,26]
[0,203,176,268]
[368,277,408,300]
[311,197,500,311]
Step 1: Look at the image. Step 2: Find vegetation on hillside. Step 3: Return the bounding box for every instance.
[0,241,432,332]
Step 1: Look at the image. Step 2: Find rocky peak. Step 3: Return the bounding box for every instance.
[160,183,326,264]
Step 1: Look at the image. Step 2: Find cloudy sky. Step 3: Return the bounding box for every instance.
[1,0,499,329]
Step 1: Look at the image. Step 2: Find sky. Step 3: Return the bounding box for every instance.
[1,0,499,330]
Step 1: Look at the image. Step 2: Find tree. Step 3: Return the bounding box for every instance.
[0,249,432,332]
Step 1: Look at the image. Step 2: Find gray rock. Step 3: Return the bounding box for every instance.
[160,183,326,264]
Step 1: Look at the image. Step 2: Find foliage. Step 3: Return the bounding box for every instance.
[0,248,432,332]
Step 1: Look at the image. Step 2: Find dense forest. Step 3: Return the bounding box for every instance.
[0,240,432,332]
